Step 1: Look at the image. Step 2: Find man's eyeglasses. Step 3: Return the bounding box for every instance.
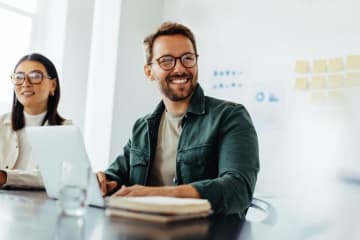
[10,71,52,85]
[152,52,198,71]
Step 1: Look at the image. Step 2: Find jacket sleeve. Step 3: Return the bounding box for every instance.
[191,106,259,216]
[2,168,44,189]
[104,139,131,191]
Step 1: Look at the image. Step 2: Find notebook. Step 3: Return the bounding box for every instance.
[26,126,105,208]
[105,196,212,223]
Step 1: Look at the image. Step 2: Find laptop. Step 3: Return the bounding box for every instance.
[26,125,105,208]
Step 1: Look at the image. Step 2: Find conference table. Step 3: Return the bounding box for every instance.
[0,189,286,240]
[1,177,359,240]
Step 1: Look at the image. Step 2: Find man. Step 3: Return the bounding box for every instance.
[97,22,259,216]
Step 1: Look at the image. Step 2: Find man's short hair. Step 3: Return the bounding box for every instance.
[143,21,197,65]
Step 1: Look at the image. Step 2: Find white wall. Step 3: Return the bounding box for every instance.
[28,0,163,170]
[109,0,163,162]
[31,0,95,128]
[31,0,67,76]
[84,0,122,171]
[21,0,360,195]
[162,0,360,197]
[61,0,94,128]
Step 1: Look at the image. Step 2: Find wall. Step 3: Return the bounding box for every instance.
[109,0,163,162]
[27,0,163,170]
[162,0,360,197]
[31,0,95,129]
[5,0,359,197]
[31,0,67,77]
[83,0,122,171]
[60,0,94,128]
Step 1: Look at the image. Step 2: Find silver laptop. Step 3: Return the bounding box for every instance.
[26,125,105,208]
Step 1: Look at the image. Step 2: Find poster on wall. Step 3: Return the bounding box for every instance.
[249,80,285,132]
[201,64,250,105]
[201,64,285,132]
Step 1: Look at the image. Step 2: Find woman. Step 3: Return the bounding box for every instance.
[0,53,71,188]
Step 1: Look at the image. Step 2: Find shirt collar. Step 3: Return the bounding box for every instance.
[2,112,49,126]
[147,83,206,121]
[186,84,206,116]
[3,113,12,125]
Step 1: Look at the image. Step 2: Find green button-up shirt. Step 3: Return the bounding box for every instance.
[105,84,259,216]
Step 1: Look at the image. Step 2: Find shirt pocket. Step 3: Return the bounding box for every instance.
[129,149,148,185]
[178,144,217,183]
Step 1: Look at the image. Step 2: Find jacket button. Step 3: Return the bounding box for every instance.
[5,166,8,169]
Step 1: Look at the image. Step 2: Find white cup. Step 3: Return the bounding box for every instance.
[58,161,90,216]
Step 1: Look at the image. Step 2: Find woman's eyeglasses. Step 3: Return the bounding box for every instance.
[10,71,52,85]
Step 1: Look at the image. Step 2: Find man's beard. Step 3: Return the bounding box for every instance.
[161,72,197,101]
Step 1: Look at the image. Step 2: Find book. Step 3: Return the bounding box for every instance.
[105,196,212,223]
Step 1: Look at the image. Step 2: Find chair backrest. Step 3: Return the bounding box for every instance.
[246,197,277,225]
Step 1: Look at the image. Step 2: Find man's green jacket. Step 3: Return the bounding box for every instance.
[105,84,259,216]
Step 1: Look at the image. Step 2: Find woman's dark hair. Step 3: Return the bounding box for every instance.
[11,53,65,131]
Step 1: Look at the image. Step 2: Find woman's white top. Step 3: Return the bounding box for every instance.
[0,112,71,188]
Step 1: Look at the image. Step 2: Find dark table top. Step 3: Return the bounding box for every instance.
[0,189,271,240]
[2,179,359,240]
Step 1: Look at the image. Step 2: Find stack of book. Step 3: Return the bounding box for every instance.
[105,196,212,223]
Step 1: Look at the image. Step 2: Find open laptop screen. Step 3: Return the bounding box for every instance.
[26,126,104,207]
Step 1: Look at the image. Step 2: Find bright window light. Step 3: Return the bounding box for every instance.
[0,0,37,14]
[0,2,34,113]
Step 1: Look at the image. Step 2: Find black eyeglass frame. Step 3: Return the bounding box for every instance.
[152,52,199,71]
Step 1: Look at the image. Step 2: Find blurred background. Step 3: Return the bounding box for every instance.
[1,1,359,222]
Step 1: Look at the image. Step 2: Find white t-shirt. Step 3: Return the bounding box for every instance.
[15,111,47,170]
[148,111,184,186]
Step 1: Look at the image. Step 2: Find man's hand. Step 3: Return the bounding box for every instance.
[96,171,118,197]
[112,185,163,197]
[112,184,200,198]
[0,170,7,185]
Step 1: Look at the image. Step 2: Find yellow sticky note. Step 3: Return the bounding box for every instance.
[328,90,344,103]
[327,74,344,88]
[346,55,360,70]
[310,76,325,89]
[328,58,343,72]
[312,60,327,73]
[295,60,309,74]
[345,72,360,87]
[295,77,309,90]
